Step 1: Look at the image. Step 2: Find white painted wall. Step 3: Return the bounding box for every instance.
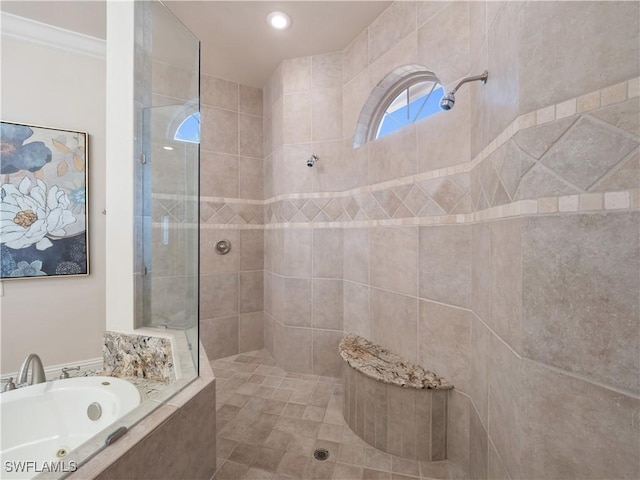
[0,35,106,373]
[104,0,135,335]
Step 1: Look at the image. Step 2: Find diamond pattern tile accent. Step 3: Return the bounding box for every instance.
[301,200,321,221]
[372,190,402,217]
[540,116,639,190]
[431,178,466,213]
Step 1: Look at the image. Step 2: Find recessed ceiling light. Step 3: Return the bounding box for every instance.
[267,11,291,30]
[163,146,174,151]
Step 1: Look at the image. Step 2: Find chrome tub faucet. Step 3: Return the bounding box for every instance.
[17,353,46,386]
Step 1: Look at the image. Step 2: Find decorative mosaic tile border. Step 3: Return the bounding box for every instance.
[179,78,639,229]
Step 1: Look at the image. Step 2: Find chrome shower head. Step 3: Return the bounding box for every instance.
[440,70,489,111]
[439,92,455,110]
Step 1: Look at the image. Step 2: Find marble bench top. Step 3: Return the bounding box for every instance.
[339,334,454,390]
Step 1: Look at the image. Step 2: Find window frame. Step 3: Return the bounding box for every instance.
[353,65,442,148]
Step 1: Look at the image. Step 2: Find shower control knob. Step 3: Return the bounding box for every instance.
[215,240,231,255]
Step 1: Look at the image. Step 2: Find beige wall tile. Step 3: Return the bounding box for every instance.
[522,212,640,394]
[201,106,238,154]
[283,57,311,94]
[417,1,451,27]
[282,229,312,277]
[312,52,343,89]
[240,271,264,314]
[343,30,368,85]
[370,288,418,363]
[278,144,313,195]
[312,329,344,377]
[369,1,416,64]
[485,2,519,145]
[314,141,348,193]
[419,225,471,307]
[274,323,312,373]
[343,228,370,284]
[283,278,312,327]
[343,281,370,339]
[593,149,640,192]
[446,390,470,479]
[201,75,238,110]
[272,98,284,149]
[468,0,486,60]
[152,61,198,102]
[539,116,638,191]
[417,2,469,85]
[239,229,264,272]
[201,229,240,275]
[200,151,238,198]
[313,279,344,330]
[487,441,509,480]
[239,113,263,158]
[371,226,418,297]
[368,32,418,89]
[283,93,311,145]
[520,360,640,480]
[312,88,342,142]
[469,407,488,480]
[369,124,418,185]
[518,2,640,113]
[470,316,490,428]
[490,218,522,353]
[488,334,521,480]
[239,312,264,353]
[418,301,471,393]
[417,88,470,172]
[263,313,274,355]
[200,273,238,319]
[313,229,343,279]
[238,156,263,201]
[590,97,640,137]
[239,84,263,116]
[343,70,370,142]
[201,315,238,360]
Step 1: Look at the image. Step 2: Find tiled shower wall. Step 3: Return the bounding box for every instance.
[195,1,639,479]
[199,75,265,359]
[258,2,639,480]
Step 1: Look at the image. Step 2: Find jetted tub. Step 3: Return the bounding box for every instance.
[1,376,141,479]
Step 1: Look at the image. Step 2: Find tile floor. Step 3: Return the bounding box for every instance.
[212,349,451,480]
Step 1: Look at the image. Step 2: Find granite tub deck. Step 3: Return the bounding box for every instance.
[340,334,453,462]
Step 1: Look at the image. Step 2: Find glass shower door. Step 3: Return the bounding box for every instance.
[141,103,199,364]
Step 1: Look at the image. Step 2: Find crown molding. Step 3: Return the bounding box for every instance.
[0,12,105,60]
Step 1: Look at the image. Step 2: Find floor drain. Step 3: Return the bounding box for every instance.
[313,448,330,461]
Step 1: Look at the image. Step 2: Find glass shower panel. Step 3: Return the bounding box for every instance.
[138,0,200,368]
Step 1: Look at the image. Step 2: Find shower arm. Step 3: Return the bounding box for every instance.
[449,70,489,95]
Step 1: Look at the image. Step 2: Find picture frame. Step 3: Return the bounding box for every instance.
[0,121,89,280]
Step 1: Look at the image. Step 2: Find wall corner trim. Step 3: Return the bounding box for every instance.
[0,12,106,60]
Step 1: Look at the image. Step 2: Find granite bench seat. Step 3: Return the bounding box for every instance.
[339,334,453,462]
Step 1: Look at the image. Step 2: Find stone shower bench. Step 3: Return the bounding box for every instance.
[339,334,453,461]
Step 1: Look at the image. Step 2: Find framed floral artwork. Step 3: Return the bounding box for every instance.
[0,121,89,279]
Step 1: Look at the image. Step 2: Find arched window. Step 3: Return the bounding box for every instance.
[353,65,443,148]
[174,112,200,143]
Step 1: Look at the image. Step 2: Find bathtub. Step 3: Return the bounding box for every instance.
[1,376,141,479]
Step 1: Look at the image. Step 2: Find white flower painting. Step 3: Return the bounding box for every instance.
[0,121,88,279]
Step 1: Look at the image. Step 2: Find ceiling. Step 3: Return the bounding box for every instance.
[1,0,392,88]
